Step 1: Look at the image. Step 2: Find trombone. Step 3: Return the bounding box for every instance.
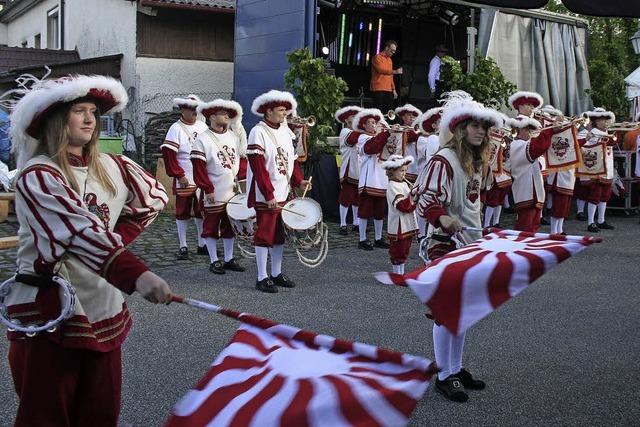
[607,121,640,131]
[288,115,316,127]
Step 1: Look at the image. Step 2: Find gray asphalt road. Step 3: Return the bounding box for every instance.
[1,214,639,426]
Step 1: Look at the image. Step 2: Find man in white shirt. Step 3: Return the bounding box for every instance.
[428,45,448,100]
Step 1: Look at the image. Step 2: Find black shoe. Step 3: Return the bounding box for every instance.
[339,226,348,235]
[272,273,295,288]
[576,212,587,221]
[358,240,374,251]
[196,245,209,255]
[435,376,468,402]
[491,223,501,229]
[540,216,550,225]
[374,239,390,249]
[209,260,225,274]
[223,258,246,272]
[454,368,486,390]
[587,223,600,232]
[351,224,359,233]
[256,277,278,293]
[597,221,615,230]
[176,246,189,260]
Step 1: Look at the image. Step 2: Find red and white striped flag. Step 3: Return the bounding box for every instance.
[375,230,601,336]
[166,313,436,427]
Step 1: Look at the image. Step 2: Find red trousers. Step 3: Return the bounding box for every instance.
[587,182,612,204]
[202,209,234,239]
[515,206,542,232]
[9,337,122,427]
[175,194,201,220]
[389,236,413,265]
[338,181,359,207]
[253,207,286,247]
[485,185,509,208]
[574,180,589,201]
[550,193,572,218]
[358,193,386,220]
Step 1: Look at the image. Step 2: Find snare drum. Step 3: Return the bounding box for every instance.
[226,193,256,240]
[282,198,323,246]
[175,185,197,197]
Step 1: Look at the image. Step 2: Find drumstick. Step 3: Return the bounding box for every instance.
[302,176,313,199]
[226,200,305,217]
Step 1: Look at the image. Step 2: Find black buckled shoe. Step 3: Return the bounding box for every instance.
[177,246,189,260]
[209,260,225,275]
[587,223,600,233]
[351,224,359,233]
[597,221,615,230]
[223,258,246,272]
[540,216,550,225]
[491,223,501,229]
[576,212,587,221]
[435,376,468,402]
[358,240,374,251]
[454,368,486,390]
[272,273,295,288]
[196,245,209,256]
[374,238,390,249]
[256,277,278,293]
[339,226,348,235]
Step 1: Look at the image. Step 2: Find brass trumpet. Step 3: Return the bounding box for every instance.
[376,123,418,133]
[607,121,640,131]
[384,110,396,121]
[288,115,316,127]
[536,115,589,133]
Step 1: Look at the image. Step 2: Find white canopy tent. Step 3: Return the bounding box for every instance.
[625,65,640,120]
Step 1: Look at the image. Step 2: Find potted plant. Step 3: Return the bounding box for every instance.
[284,48,348,219]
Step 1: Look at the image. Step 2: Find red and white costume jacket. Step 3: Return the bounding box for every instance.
[510,130,553,209]
[579,128,616,184]
[386,180,418,240]
[401,130,420,181]
[357,130,392,197]
[7,154,168,351]
[415,147,482,245]
[191,128,240,213]
[246,120,303,206]
[160,119,208,192]
[547,168,576,196]
[415,134,440,178]
[338,127,361,185]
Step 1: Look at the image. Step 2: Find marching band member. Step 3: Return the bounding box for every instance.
[483,126,512,228]
[508,90,544,119]
[4,75,172,425]
[246,90,310,293]
[161,95,209,260]
[414,92,503,402]
[335,105,362,235]
[353,108,394,250]
[582,107,617,232]
[509,116,554,232]
[383,155,417,275]
[542,105,575,234]
[191,99,246,274]
[394,104,421,183]
[412,107,443,239]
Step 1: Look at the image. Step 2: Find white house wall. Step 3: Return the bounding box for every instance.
[135,57,234,114]
[6,0,59,48]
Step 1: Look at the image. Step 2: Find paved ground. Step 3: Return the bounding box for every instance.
[0,210,639,426]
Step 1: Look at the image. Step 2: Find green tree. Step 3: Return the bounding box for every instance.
[440,54,517,109]
[284,48,348,154]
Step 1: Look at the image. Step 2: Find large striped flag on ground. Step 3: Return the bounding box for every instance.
[165,311,436,427]
[375,229,601,336]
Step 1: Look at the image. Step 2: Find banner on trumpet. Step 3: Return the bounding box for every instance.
[544,123,583,172]
[577,142,607,178]
[378,128,408,161]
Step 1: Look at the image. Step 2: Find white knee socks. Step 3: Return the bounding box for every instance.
[433,324,466,381]
[255,246,269,281]
[374,219,383,241]
[392,264,405,274]
[351,206,359,225]
[359,218,368,241]
[339,204,349,227]
[223,238,234,262]
[205,237,218,263]
[493,206,502,225]
[587,202,597,225]
[417,215,427,238]
[557,217,564,233]
[176,219,189,248]
[269,245,284,277]
[194,218,205,246]
[550,217,559,234]
[577,199,586,214]
[483,207,495,228]
[597,202,607,224]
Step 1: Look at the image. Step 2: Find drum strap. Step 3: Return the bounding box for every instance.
[202,130,235,167]
[178,121,197,146]
[257,122,294,189]
[15,273,55,288]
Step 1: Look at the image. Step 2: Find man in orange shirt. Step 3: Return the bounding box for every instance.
[370,40,403,113]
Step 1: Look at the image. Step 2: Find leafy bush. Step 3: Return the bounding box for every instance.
[284,48,348,155]
[440,54,516,109]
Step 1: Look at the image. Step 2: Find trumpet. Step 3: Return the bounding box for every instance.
[288,115,316,127]
[536,115,590,133]
[384,110,396,121]
[607,121,640,131]
[376,123,418,133]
